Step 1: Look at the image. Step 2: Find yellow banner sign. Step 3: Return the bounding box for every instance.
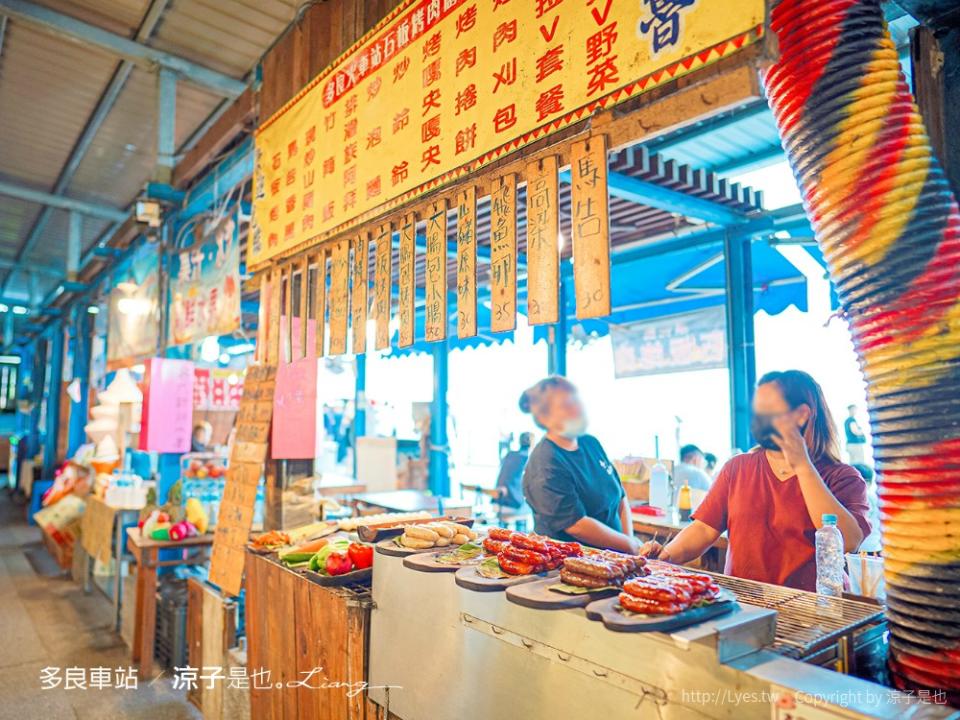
[249,0,764,269]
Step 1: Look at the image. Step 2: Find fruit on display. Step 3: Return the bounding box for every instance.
[185,497,209,534]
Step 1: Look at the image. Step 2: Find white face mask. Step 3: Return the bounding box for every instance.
[558,414,588,439]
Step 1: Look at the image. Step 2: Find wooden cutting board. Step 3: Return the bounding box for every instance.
[454,565,557,592]
[505,576,619,609]
[402,551,465,573]
[584,592,737,632]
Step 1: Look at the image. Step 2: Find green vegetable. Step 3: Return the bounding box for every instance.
[280,552,317,565]
[310,539,350,574]
[476,556,508,579]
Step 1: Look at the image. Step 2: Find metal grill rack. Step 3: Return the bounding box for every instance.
[709,573,885,672]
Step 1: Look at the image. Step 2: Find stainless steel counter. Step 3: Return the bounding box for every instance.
[367,552,955,720]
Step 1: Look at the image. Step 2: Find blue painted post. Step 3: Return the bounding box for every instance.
[67,211,82,280]
[429,340,450,497]
[548,264,569,376]
[66,306,92,457]
[724,231,756,452]
[42,323,64,477]
[353,352,367,478]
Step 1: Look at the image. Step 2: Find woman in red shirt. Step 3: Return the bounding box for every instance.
[643,370,872,591]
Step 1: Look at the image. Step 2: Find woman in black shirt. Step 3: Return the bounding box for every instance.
[519,376,638,553]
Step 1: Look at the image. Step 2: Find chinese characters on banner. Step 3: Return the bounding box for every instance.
[571,136,611,319]
[425,201,448,341]
[456,186,476,338]
[525,155,560,325]
[168,215,241,347]
[490,174,517,332]
[398,215,416,347]
[374,224,393,350]
[208,364,276,596]
[193,368,244,411]
[249,0,765,269]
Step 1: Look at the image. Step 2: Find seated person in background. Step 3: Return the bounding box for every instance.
[191,421,213,453]
[703,452,718,477]
[495,432,533,509]
[673,444,713,504]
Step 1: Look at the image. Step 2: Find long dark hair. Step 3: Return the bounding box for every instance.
[758,370,841,463]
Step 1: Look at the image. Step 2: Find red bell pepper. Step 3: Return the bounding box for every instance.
[325,551,353,576]
[348,543,373,570]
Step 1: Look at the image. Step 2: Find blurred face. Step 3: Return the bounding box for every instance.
[538,388,588,439]
[686,451,705,468]
[751,383,810,450]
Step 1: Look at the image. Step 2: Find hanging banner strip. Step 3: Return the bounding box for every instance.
[490,174,517,333]
[425,200,448,342]
[283,265,294,363]
[314,249,327,357]
[456,186,477,339]
[352,234,369,354]
[374,223,393,351]
[248,0,765,269]
[268,267,282,364]
[328,238,350,355]
[525,155,560,325]
[571,135,611,320]
[256,272,271,363]
[298,256,309,358]
[398,214,416,348]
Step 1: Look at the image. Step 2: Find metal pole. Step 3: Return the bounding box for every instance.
[353,352,367,478]
[66,306,92,457]
[42,323,64,476]
[67,211,82,280]
[548,266,569,376]
[156,67,177,183]
[429,340,450,497]
[723,232,755,452]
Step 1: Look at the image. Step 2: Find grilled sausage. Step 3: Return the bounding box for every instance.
[562,556,623,580]
[502,544,549,566]
[488,528,516,541]
[497,553,537,576]
[618,592,685,615]
[622,577,692,604]
[512,533,551,554]
[482,537,508,555]
[560,568,613,588]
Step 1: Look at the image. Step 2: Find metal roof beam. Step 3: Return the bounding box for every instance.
[0,179,128,221]
[644,100,771,152]
[0,0,246,96]
[560,168,748,226]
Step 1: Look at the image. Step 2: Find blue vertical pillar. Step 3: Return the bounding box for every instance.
[429,340,450,497]
[66,306,93,457]
[724,232,756,452]
[353,352,367,477]
[547,268,569,376]
[42,323,64,477]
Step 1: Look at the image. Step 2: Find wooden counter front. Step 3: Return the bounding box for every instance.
[245,551,397,720]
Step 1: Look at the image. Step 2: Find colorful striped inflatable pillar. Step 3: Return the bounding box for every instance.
[763,0,960,702]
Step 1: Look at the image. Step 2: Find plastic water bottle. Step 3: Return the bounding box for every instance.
[649,461,671,511]
[816,514,845,597]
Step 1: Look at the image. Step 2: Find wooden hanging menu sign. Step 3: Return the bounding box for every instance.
[374,223,393,351]
[490,174,517,333]
[352,234,369,355]
[399,214,415,348]
[328,238,350,355]
[282,265,293,363]
[571,136,612,319]
[268,267,282,364]
[298,256,309,358]
[456,187,477,339]
[314,249,327,357]
[425,201,448,342]
[208,363,276,596]
[525,156,560,325]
